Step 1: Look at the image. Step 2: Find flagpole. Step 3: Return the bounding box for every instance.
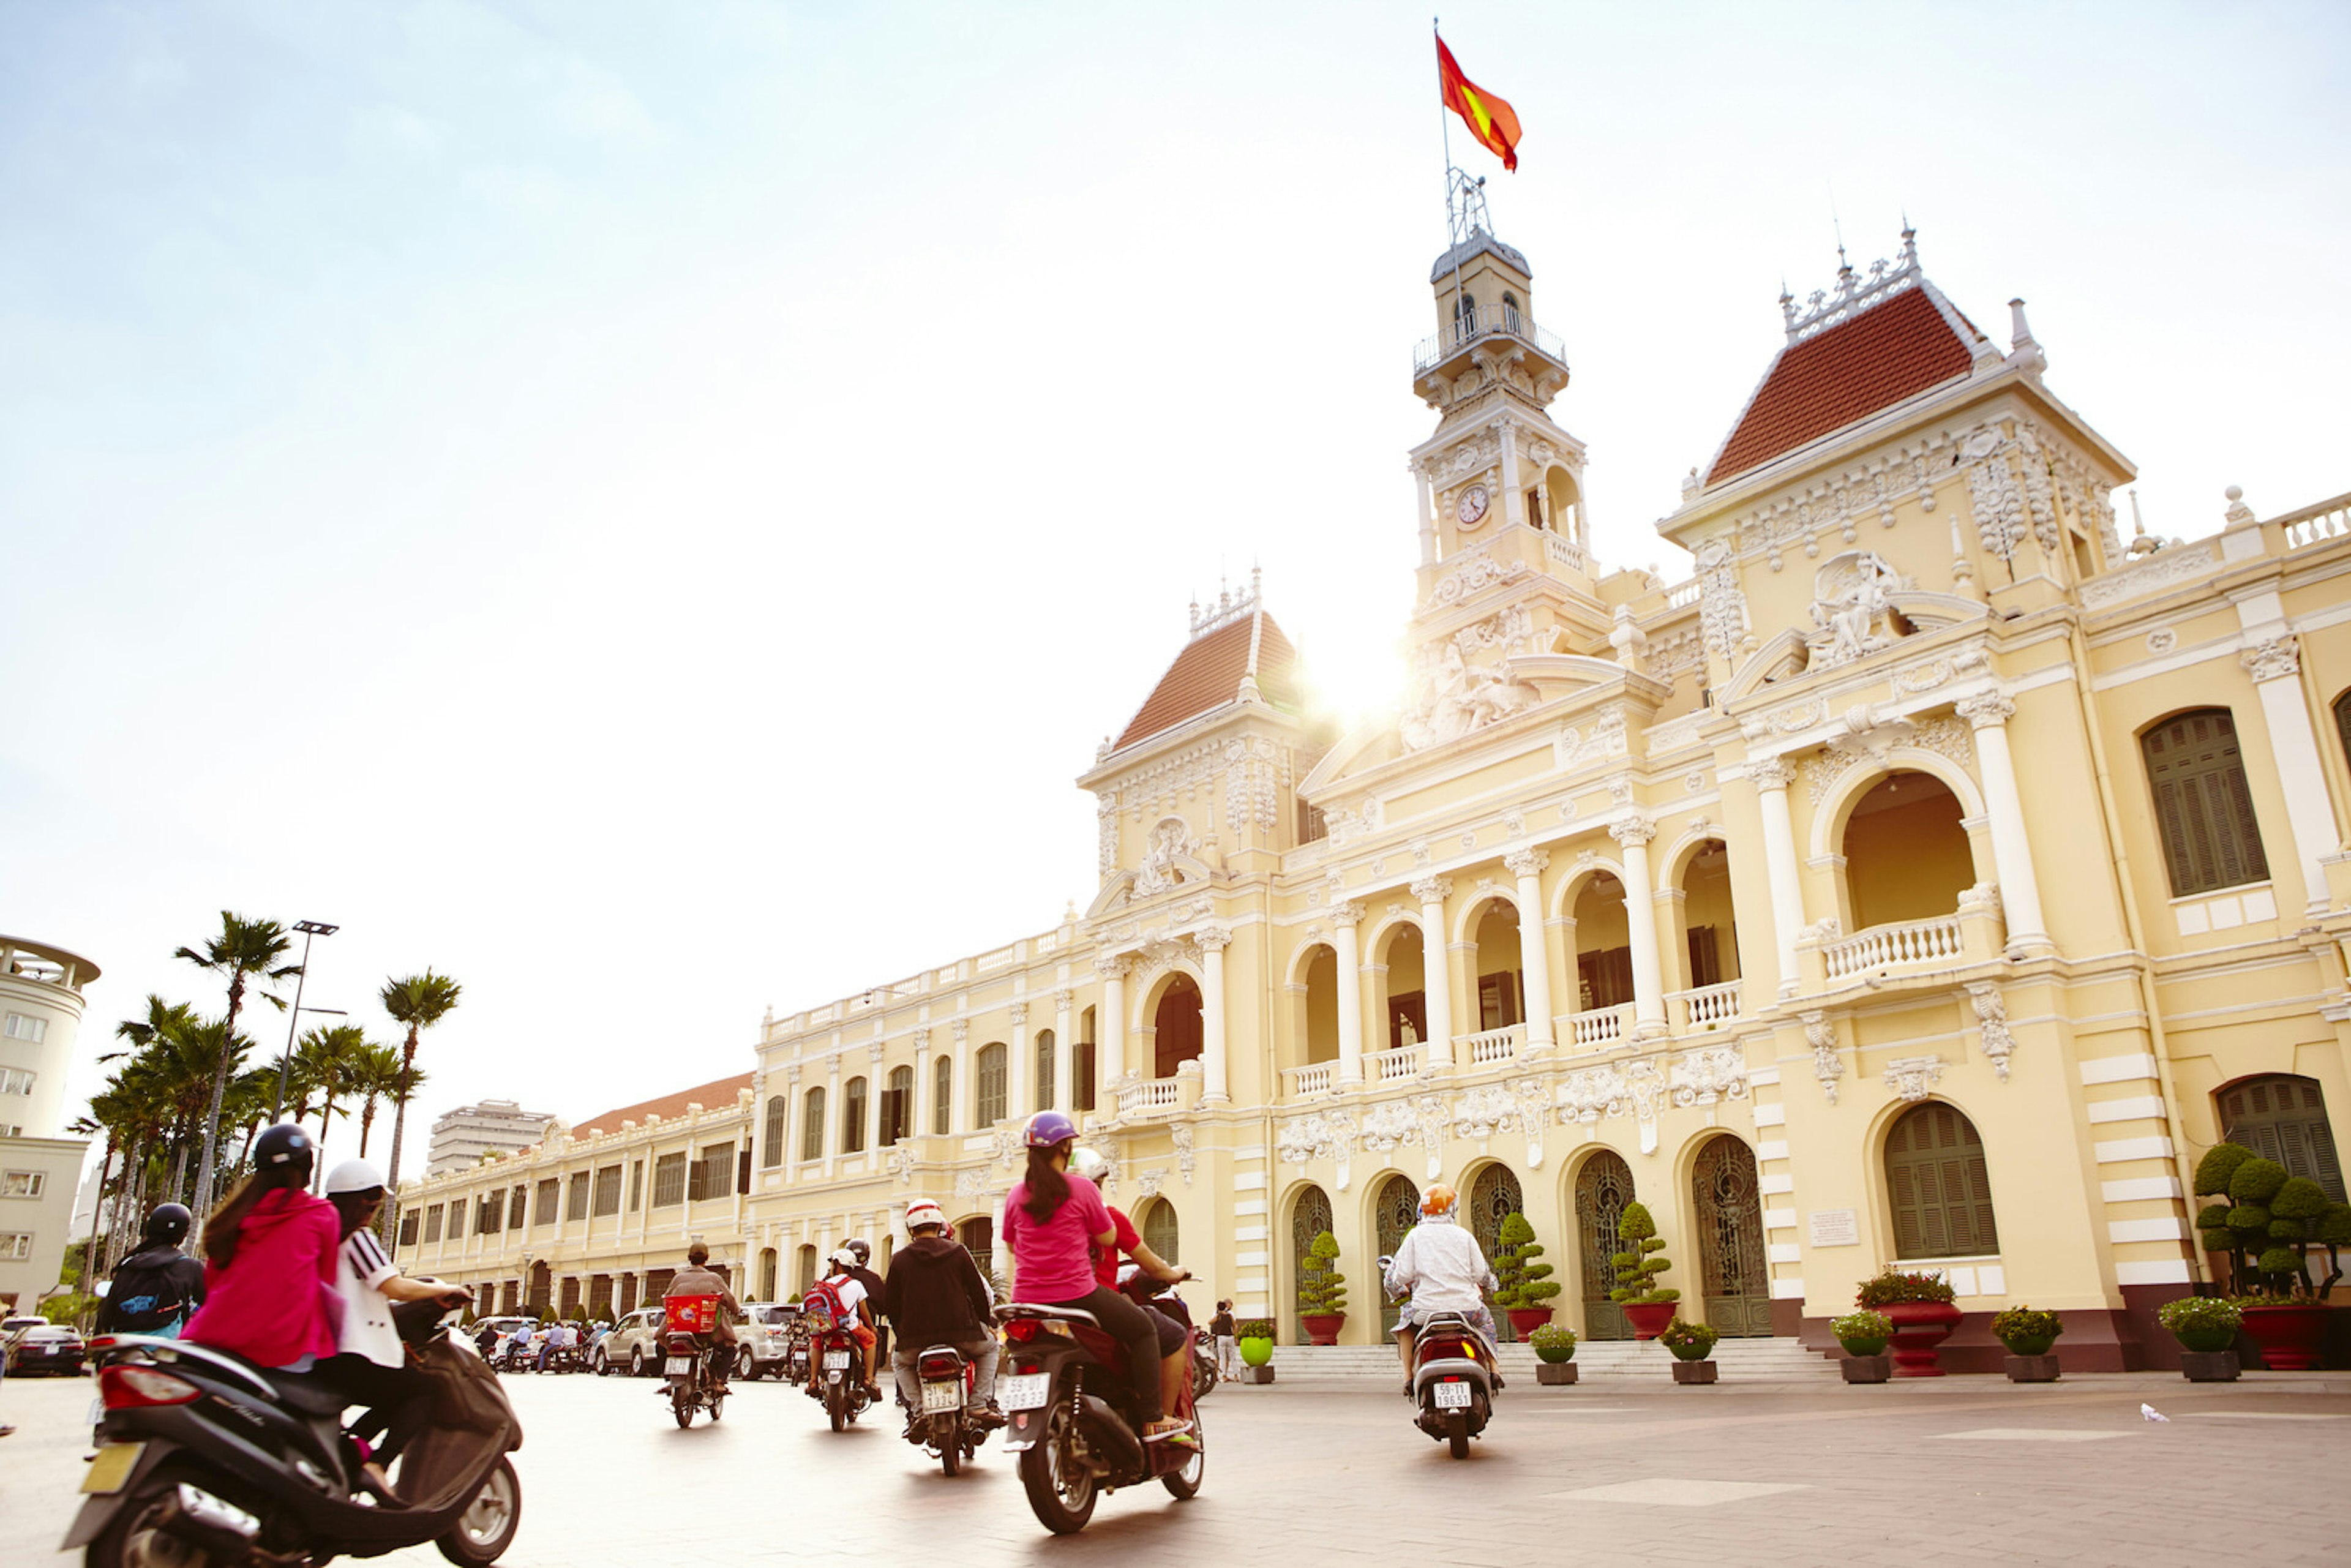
[1435,18,1473,355]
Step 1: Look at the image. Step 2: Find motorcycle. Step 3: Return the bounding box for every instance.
[1188,1325,1218,1401]
[803,1311,871,1431]
[906,1343,988,1476]
[783,1326,812,1389]
[64,1304,523,1567]
[996,1301,1205,1536]
[1406,1308,1498,1459]
[660,1330,727,1428]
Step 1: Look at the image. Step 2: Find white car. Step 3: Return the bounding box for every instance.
[735,1302,803,1380]
[595,1307,669,1376]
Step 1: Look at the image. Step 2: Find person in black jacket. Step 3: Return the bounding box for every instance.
[843,1237,890,1371]
[95,1204,208,1338]
[880,1201,999,1434]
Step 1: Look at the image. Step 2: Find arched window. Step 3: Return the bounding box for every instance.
[795,1245,818,1295]
[1455,291,1476,335]
[1885,1102,1999,1258]
[1154,977,1204,1077]
[761,1094,787,1168]
[957,1217,994,1272]
[975,1043,1008,1126]
[1076,1007,1098,1112]
[932,1055,952,1135]
[2334,690,2351,772]
[2143,708,2270,896]
[1843,772,1971,928]
[1035,1028,1056,1112]
[1501,290,1521,331]
[841,1076,868,1153]
[881,1065,912,1147]
[1139,1198,1179,1266]
[2220,1074,2345,1201]
[800,1086,826,1161]
[758,1248,778,1302]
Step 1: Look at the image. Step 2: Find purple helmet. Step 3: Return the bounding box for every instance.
[1024,1109,1079,1148]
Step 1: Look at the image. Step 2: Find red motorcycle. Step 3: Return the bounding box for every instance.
[1406,1309,1497,1459]
[996,1302,1204,1535]
[660,1296,726,1429]
[802,1310,872,1431]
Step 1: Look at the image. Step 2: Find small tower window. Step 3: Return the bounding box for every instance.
[1455,291,1476,338]
[1501,291,1521,331]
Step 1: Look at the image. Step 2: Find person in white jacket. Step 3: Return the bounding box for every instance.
[1379,1184,1501,1397]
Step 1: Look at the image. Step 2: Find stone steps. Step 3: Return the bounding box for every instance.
[1257,1336,1839,1382]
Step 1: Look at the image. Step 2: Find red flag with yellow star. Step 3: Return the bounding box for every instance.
[1437,36,1521,171]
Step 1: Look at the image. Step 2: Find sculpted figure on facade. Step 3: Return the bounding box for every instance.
[1133,816,1201,897]
[1401,629,1543,753]
[1808,552,1909,667]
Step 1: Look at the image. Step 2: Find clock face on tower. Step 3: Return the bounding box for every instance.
[1455,484,1490,527]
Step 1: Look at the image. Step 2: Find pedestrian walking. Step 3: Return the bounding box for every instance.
[1210,1299,1239,1378]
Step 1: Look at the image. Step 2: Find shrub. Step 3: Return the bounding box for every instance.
[1235,1318,1276,1342]
[1990,1306,2064,1353]
[2157,1294,2242,1351]
[1492,1212,1562,1308]
[2194,1201,2232,1229]
[1528,1323,1577,1362]
[2192,1142,2254,1196]
[1608,1202,1679,1305]
[1659,1317,1720,1361]
[1297,1231,1348,1317]
[2199,1143,2345,1300]
[1831,1310,1893,1353]
[1854,1269,1956,1307]
[2228,1157,2289,1206]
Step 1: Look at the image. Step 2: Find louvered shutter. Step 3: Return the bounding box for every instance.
[2143,710,2270,896]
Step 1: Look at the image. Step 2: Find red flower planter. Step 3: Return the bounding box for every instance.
[1883,1300,1964,1377]
[1300,1312,1346,1346]
[1505,1307,1556,1339]
[2238,1302,2333,1371]
[1622,1302,1678,1340]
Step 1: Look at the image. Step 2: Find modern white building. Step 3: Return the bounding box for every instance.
[425,1100,558,1176]
[0,934,97,1313]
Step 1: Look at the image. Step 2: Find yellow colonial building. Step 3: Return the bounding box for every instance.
[399,224,2351,1371]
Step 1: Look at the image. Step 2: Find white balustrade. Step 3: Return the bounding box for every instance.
[1567,1006,1630,1051]
[2279,492,2351,551]
[1821,915,1964,980]
[1543,533,1588,572]
[1369,1043,1426,1082]
[1116,1078,1183,1116]
[1457,1024,1524,1067]
[1284,1062,1338,1098]
[1673,980,1744,1032]
[1665,576,1703,609]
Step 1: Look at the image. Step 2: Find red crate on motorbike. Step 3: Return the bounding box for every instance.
[664,1294,719,1335]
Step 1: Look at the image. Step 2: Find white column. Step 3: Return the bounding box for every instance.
[1333,902,1367,1084]
[1503,849,1556,1050]
[1750,759,1807,998]
[781,1066,801,1185]
[1052,991,1075,1114]
[2241,636,2339,913]
[1955,694,2049,950]
[950,1019,971,1133]
[1414,460,1438,568]
[1095,956,1128,1088]
[909,1030,931,1144]
[1008,1002,1033,1120]
[1412,876,1457,1067]
[864,1044,885,1152]
[1497,418,1524,527]
[823,1055,841,1177]
[1196,928,1231,1104]
[1611,819,1669,1038]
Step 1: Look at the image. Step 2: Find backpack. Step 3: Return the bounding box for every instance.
[801,1279,850,1324]
[107,1252,193,1335]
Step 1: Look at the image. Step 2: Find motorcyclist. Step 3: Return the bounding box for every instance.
[880,1199,1000,1438]
[1381,1183,1502,1397]
[803,1248,880,1399]
[182,1125,340,1371]
[662,1240,744,1395]
[94,1202,208,1338]
[1068,1146,1194,1425]
[842,1237,889,1371]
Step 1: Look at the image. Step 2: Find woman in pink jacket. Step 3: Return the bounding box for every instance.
[182,1124,341,1370]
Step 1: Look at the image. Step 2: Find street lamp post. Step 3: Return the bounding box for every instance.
[271,920,340,1122]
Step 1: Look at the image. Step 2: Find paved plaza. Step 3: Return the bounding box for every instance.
[4,1367,2347,1567]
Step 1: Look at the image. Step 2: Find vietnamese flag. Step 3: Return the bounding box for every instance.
[1437,36,1521,171]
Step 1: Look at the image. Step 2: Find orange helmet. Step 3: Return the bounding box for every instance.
[1419,1184,1458,1219]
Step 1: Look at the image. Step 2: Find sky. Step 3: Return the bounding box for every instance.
[5,2,2346,1184]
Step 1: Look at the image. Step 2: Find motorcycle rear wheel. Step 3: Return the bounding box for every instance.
[88,1461,242,1568]
[673,1385,694,1429]
[1447,1412,1470,1460]
[1191,1354,1217,1400]
[1018,1398,1098,1535]
[827,1382,845,1433]
[436,1457,522,1567]
[940,1414,961,1477]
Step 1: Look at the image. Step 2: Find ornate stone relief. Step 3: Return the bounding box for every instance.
[1170,1124,1196,1186]
[2241,636,2301,683]
[1410,875,1453,906]
[1804,715,1973,806]
[1695,539,1752,660]
[1132,817,1201,897]
[1807,552,1912,669]
[1883,1057,1946,1101]
[1512,1077,1552,1169]
[1670,1046,1749,1107]
[1134,1169,1166,1201]
[954,1167,985,1198]
[1966,984,2015,1082]
[1419,553,1529,615]
[1556,1058,1668,1155]
[1360,1095,1447,1180]
[1804,1011,1844,1105]
[885,1145,914,1186]
[1452,1084,1519,1141]
[2078,541,2218,609]
[1401,606,1543,753]
[1276,1108,1357,1191]
[1960,424,2031,561]
[1096,792,1119,877]
[1554,708,1630,768]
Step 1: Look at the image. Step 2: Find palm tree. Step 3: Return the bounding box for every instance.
[176,914,301,1217]
[291,1024,370,1177]
[349,1044,418,1160]
[378,970,461,1236]
[111,1000,234,1205]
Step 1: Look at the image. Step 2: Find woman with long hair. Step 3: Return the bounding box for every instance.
[182,1124,341,1370]
[999,1111,1189,1444]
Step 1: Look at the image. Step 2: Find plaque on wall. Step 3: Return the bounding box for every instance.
[1807,1209,1859,1248]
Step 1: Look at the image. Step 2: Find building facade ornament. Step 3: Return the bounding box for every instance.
[1503,846,1551,878]
[1804,1011,1843,1105]
[951,1019,970,1045]
[1608,817,1656,849]
[1955,692,2017,729]
[1670,1046,1749,1108]
[1330,900,1366,929]
[1170,1124,1196,1186]
[1883,1056,1946,1103]
[1966,983,2016,1082]
[1556,1059,1668,1155]
[1193,926,1233,955]
[2240,636,2301,683]
[1452,1084,1519,1140]
[1008,1003,1028,1028]
[1409,876,1454,905]
[1747,756,1794,792]
[1695,538,1751,659]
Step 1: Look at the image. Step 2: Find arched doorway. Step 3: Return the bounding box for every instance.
[1885,1103,2000,1258]
[1373,1176,1420,1337]
[2220,1074,2344,1200]
[1469,1165,1525,1340]
[1138,1197,1179,1266]
[527,1261,552,1317]
[1155,975,1204,1077]
[1843,772,1972,929]
[957,1216,995,1279]
[1379,923,1429,1052]
[757,1248,778,1302]
[794,1245,817,1296]
[1575,1150,1635,1340]
[1290,1185,1333,1344]
[1691,1136,1771,1337]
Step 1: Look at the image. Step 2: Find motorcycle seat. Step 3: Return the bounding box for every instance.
[261,1368,353,1417]
[995,1304,1103,1330]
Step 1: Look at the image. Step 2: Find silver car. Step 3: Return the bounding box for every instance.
[595,1306,669,1376]
[734,1302,803,1379]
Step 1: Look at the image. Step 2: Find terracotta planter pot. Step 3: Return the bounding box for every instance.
[1881,1299,1963,1377]
[1505,1307,1556,1339]
[2238,1302,2333,1370]
[1299,1312,1346,1346]
[1621,1301,1678,1340]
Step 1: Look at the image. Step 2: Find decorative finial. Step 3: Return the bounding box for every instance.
[2004,298,2045,375]
[2223,485,2257,531]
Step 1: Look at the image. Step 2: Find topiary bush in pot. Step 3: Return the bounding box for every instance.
[1297,1232,1348,1343]
[1493,1211,1563,1334]
[1855,1269,1961,1377]
[1235,1317,1277,1370]
[1608,1202,1679,1338]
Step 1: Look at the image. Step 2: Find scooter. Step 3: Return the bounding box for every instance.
[905,1343,990,1476]
[803,1312,872,1431]
[659,1330,726,1428]
[64,1304,523,1567]
[1188,1325,1218,1401]
[1406,1308,1498,1459]
[996,1302,1204,1536]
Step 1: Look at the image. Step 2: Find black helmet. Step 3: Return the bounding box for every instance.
[846,1238,870,1266]
[251,1123,314,1182]
[143,1203,192,1247]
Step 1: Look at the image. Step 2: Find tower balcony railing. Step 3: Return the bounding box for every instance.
[1412,304,1569,375]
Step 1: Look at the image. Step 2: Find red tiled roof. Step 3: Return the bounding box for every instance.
[574,1073,754,1138]
[1111,610,1299,753]
[1706,287,1976,486]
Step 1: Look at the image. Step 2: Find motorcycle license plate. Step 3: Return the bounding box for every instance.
[823,1351,850,1371]
[999,1372,1050,1411]
[1433,1379,1473,1411]
[81,1442,144,1495]
[664,1356,694,1376]
[920,1380,962,1414]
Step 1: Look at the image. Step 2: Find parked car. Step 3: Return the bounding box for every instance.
[595,1306,668,1376]
[737,1302,803,1379]
[2,1314,48,1343]
[6,1324,86,1375]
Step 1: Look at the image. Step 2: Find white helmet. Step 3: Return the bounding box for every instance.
[828,1247,858,1270]
[905,1200,947,1232]
[1068,1146,1109,1184]
[323,1158,387,1196]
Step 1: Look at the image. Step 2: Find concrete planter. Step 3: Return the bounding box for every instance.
[1235,1364,1276,1384]
[1535,1362,1579,1386]
[2003,1353,2061,1383]
[2179,1349,2240,1382]
[1670,1359,1719,1384]
[1840,1354,1891,1384]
